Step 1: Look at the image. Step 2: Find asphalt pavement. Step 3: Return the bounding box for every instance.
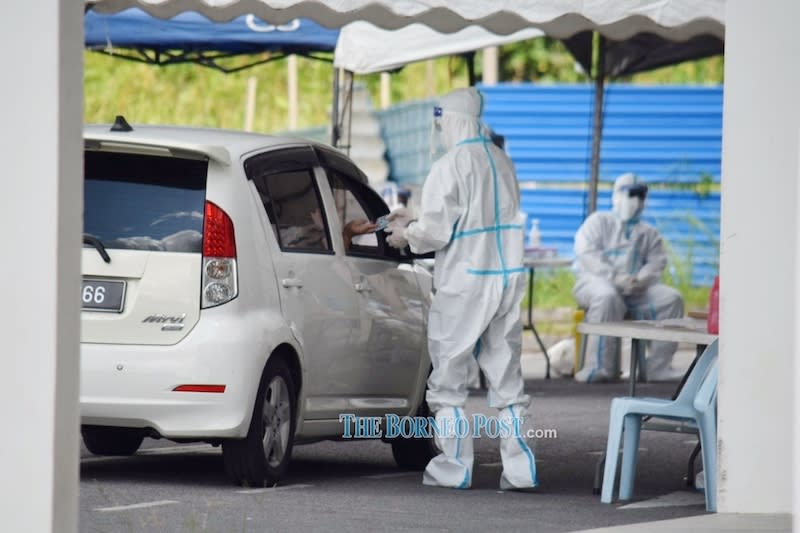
[78,333,789,532]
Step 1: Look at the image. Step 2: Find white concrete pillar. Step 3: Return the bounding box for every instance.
[718,0,799,513]
[0,3,82,532]
[795,134,800,522]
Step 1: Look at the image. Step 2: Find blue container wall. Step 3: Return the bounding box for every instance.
[376,84,723,286]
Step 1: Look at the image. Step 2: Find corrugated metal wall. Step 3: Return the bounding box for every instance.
[485,84,722,185]
[376,83,722,286]
[375,99,437,185]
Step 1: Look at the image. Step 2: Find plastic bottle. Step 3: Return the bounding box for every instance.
[519,210,528,242]
[707,275,719,334]
[528,219,541,249]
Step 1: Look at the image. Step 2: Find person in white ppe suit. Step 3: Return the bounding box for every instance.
[573,172,685,383]
[384,87,538,491]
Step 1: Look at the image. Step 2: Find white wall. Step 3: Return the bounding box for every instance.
[0,3,83,532]
[795,135,800,523]
[718,0,799,513]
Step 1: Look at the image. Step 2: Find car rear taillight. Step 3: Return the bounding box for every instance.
[202,201,238,308]
[203,200,236,257]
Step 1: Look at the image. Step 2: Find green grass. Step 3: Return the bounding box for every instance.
[520,267,710,338]
[85,51,336,132]
[521,269,578,310]
[84,51,476,132]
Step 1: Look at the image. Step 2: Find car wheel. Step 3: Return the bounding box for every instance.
[81,426,145,456]
[223,357,296,486]
[390,398,437,471]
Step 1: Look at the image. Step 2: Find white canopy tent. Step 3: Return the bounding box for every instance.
[333,22,543,74]
[329,7,723,213]
[9,2,800,531]
[88,2,724,174]
[89,0,724,40]
[330,22,544,157]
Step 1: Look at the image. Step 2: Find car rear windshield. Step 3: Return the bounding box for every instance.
[84,150,208,253]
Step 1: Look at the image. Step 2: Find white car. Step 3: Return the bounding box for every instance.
[80,119,434,485]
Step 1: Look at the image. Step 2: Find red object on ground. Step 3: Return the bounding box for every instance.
[707,275,720,334]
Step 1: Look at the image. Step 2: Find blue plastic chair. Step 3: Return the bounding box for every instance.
[600,339,719,511]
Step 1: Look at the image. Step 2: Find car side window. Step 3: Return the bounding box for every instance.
[322,166,406,261]
[245,148,333,254]
[327,170,379,249]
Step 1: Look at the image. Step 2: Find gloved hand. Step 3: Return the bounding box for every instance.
[385,223,409,249]
[386,207,415,228]
[614,273,647,296]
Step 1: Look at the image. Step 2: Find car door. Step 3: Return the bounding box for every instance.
[317,148,428,415]
[244,146,364,420]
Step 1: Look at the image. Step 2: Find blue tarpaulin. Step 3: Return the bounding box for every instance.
[85,8,340,71]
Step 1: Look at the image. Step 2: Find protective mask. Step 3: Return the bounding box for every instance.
[613,194,641,222]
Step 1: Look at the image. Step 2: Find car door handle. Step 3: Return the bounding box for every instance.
[354,281,372,293]
[281,278,304,289]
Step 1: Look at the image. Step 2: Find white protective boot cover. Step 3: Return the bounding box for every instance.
[423,407,474,489]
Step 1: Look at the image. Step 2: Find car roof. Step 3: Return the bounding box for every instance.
[83,123,331,167]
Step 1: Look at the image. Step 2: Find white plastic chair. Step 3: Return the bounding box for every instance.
[600,339,719,511]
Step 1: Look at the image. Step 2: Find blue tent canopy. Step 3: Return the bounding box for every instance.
[85,8,340,72]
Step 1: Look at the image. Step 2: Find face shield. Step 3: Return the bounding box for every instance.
[612,181,648,222]
[430,88,487,159]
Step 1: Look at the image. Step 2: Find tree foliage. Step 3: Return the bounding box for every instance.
[85,37,724,132]
[500,37,590,82]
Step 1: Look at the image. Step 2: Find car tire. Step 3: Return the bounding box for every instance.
[222,356,296,487]
[390,398,437,471]
[81,426,145,456]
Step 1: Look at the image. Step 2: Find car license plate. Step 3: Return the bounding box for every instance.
[82,279,126,313]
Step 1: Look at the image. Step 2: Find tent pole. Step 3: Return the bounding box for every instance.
[588,35,605,215]
[331,67,340,147]
[465,52,476,86]
[344,70,354,156]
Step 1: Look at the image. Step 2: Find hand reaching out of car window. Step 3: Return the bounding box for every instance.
[343,219,377,249]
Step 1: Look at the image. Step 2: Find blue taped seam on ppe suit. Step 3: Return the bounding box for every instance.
[422,407,474,489]
[499,404,539,490]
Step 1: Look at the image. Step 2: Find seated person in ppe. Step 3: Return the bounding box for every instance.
[573,172,685,383]
[384,87,538,492]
